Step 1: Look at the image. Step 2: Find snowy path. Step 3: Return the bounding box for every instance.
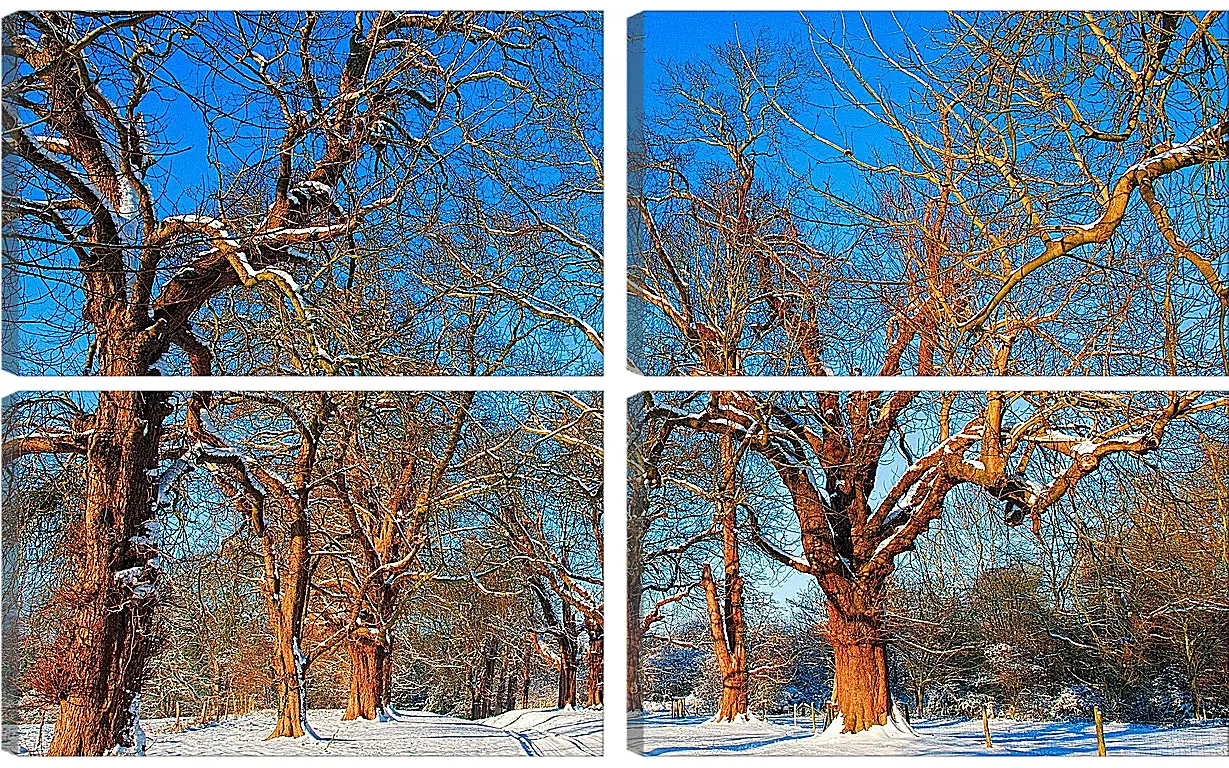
[482,709,603,756]
[629,713,1227,756]
[4,708,602,756]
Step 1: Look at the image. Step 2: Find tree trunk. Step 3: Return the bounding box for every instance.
[47,390,169,756]
[342,631,388,721]
[481,637,498,718]
[699,430,749,723]
[558,606,578,709]
[505,667,517,713]
[824,582,891,733]
[626,544,645,712]
[521,643,532,709]
[495,667,507,716]
[267,624,310,739]
[627,434,648,713]
[262,513,313,740]
[585,622,604,708]
[382,632,395,716]
[701,563,749,722]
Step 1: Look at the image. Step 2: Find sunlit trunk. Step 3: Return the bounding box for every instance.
[267,625,310,739]
[700,431,748,722]
[263,510,312,740]
[342,632,388,721]
[823,580,891,733]
[47,390,168,755]
[585,622,604,707]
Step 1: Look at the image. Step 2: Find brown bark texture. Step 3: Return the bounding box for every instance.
[47,390,169,756]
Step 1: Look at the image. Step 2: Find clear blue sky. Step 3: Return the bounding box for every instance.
[4,12,603,376]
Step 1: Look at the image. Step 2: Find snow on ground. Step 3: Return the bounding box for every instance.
[629,712,1228,756]
[480,708,602,755]
[4,708,602,756]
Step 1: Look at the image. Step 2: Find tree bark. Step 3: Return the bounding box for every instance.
[701,563,749,722]
[558,603,578,709]
[700,430,749,722]
[521,643,533,709]
[824,580,891,733]
[626,495,646,712]
[47,390,169,756]
[585,621,604,708]
[267,617,310,739]
[480,637,498,719]
[262,506,313,740]
[343,631,389,721]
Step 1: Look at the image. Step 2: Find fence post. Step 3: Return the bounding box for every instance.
[175,701,181,730]
[37,708,46,750]
[793,703,797,728]
[811,702,817,733]
[1094,706,1106,756]
[982,705,993,749]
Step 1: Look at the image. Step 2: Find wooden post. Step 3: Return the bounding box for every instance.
[200,700,207,724]
[982,705,993,749]
[793,703,797,727]
[37,708,46,750]
[811,702,818,733]
[175,701,181,730]
[1094,706,1106,756]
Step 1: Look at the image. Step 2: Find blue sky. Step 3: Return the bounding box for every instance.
[637,11,947,199]
[631,11,1228,377]
[3,12,603,376]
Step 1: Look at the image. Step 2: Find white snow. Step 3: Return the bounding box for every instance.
[5,708,601,756]
[628,712,1227,756]
[287,180,333,207]
[701,712,770,727]
[813,711,917,743]
[478,708,602,755]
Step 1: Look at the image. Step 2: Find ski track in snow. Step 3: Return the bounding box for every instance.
[629,713,1228,756]
[4,708,602,756]
[482,708,603,756]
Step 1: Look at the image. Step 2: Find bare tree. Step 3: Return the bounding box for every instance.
[494,392,605,708]
[627,393,715,712]
[642,390,1229,732]
[317,391,475,721]
[631,13,1228,377]
[630,10,1229,734]
[183,392,335,739]
[1,10,598,755]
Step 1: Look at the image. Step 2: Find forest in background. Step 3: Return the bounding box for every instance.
[3,390,602,751]
[630,391,1228,729]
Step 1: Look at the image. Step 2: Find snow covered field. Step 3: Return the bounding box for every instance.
[4,708,602,756]
[629,712,1227,756]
